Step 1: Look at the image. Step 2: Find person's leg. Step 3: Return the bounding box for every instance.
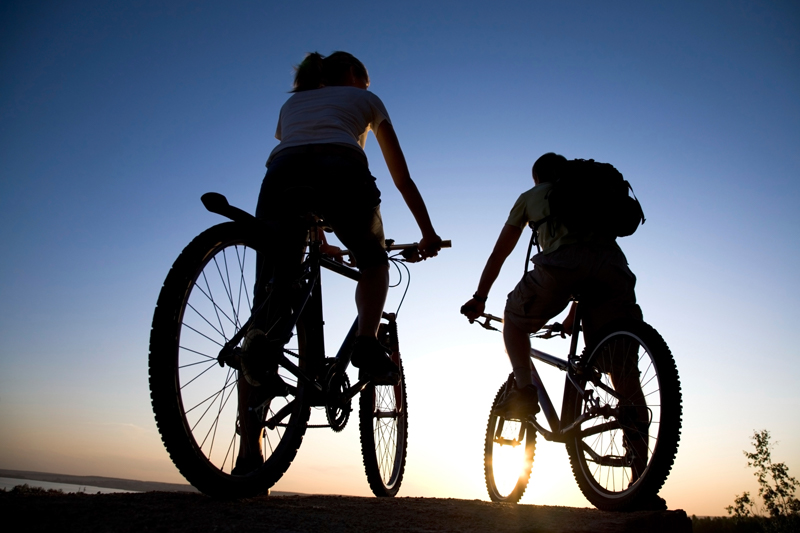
[583,246,649,482]
[502,315,545,388]
[315,155,399,382]
[355,263,390,337]
[504,263,572,388]
[235,159,308,469]
[234,377,264,472]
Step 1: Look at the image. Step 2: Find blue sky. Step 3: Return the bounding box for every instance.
[1,0,799,516]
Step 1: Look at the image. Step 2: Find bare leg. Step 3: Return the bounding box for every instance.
[236,375,264,468]
[609,350,649,483]
[355,264,390,337]
[502,314,546,388]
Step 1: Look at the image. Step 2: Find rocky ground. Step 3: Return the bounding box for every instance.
[1,488,692,533]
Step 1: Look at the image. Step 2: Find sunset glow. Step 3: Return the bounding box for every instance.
[1,1,799,517]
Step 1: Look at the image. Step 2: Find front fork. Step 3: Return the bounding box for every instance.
[378,313,403,413]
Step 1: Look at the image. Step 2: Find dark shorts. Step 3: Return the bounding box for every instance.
[504,242,643,346]
[256,145,388,270]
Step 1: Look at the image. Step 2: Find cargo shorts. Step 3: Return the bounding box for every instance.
[504,242,643,347]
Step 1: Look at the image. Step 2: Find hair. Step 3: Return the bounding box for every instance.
[532,152,567,183]
[291,51,369,92]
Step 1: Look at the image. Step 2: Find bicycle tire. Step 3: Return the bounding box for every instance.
[358,353,407,497]
[563,319,682,511]
[484,375,537,503]
[149,222,310,498]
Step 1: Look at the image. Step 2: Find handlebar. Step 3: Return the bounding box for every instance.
[460,310,503,331]
[460,309,566,338]
[338,239,452,261]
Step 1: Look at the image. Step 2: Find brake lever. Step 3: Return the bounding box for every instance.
[534,322,566,339]
[400,246,421,262]
[461,308,504,332]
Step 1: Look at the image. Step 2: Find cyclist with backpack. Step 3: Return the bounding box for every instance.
[234,51,441,474]
[461,152,643,421]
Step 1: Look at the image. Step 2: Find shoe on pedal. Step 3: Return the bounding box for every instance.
[351,336,400,386]
[241,329,287,396]
[493,383,540,420]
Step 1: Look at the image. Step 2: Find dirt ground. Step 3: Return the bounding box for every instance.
[1,489,692,533]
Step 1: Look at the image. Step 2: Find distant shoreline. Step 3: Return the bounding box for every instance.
[0,469,199,493]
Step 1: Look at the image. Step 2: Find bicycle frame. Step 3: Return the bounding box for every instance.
[212,220,398,430]
[496,300,624,444]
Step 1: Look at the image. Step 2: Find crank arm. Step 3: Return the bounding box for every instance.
[576,419,622,439]
[579,440,630,467]
[528,417,565,443]
[276,352,322,392]
[264,398,297,430]
[343,379,370,402]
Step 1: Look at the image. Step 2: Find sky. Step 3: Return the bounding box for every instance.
[1,0,799,517]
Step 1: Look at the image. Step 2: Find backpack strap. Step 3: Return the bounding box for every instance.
[525,217,549,273]
[625,180,646,225]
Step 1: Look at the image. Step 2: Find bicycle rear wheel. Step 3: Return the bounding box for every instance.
[564,319,681,511]
[149,222,310,498]
[484,375,537,503]
[358,328,407,497]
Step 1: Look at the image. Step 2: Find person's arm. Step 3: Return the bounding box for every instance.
[561,301,577,336]
[462,223,523,320]
[375,121,441,257]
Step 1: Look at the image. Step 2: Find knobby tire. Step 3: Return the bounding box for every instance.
[148,222,310,498]
[484,377,537,503]
[563,319,682,511]
[358,360,408,497]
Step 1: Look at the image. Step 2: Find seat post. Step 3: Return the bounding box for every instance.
[568,298,583,358]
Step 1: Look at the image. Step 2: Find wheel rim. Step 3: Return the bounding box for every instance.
[174,239,303,475]
[574,331,661,496]
[485,414,532,501]
[370,382,405,489]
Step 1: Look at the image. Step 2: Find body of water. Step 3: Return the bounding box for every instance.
[0,477,137,494]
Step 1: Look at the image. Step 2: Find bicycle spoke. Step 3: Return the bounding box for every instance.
[184,373,237,416]
[190,276,240,336]
[207,261,234,343]
[182,321,225,349]
[185,301,229,342]
[197,371,237,451]
[180,358,223,390]
[178,345,217,363]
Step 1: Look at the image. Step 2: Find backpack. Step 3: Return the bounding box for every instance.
[525,159,645,270]
[534,159,644,238]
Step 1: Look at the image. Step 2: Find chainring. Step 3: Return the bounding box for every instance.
[325,370,352,432]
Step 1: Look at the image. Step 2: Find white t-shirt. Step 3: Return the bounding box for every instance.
[267,86,392,165]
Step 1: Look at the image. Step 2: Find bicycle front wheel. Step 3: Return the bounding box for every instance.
[148,222,310,498]
[484,375,537,503]
[359,354,408,497]
[564,319,682,511]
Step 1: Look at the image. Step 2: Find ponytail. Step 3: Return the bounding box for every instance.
[292,52,324,92]
[291,51,369,92]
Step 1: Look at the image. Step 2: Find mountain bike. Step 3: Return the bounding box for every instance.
[469,304,681,511]
[149,193,448,498]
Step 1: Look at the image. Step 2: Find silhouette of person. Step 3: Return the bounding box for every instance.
[235,51,441,474]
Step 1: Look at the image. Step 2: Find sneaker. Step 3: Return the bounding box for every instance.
[493,383,540,420]
[351,336,400,386]
[631,494,667,511]
[231,454,264,476]
[240,329,288,396]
